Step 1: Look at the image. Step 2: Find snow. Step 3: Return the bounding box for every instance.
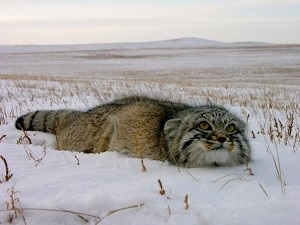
[0,38,300,225]
[1,136,299,225]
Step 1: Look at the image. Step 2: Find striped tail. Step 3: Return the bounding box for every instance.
[15,110,82,134]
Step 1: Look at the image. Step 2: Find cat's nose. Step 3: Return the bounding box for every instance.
[217,136,226,143]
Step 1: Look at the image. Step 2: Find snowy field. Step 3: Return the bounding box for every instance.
[0,38,300,225]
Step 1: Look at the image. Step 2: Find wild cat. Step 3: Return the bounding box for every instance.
[15,96,251,167]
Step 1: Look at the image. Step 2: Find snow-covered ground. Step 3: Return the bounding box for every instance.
[0,38,300,225]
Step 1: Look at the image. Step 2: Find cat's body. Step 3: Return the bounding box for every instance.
[15,96,251,167]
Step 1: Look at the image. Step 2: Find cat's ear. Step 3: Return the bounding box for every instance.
[164,118,181,141]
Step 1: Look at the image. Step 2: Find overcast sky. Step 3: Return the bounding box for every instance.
[0,0,299,45]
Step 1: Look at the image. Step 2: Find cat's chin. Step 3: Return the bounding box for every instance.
[204,149,231,165]
[186,149,232,167]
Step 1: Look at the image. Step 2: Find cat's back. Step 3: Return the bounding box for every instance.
[87,96,189,117]
[105,96,189,159]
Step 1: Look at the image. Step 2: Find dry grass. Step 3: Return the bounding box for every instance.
[17,129,32,145]
[5,185,27,224]
[141,159,147,172]
[184,194,189,210]
[157,179,166,195]
[1,76,299,145]
[23,144,47,167]
[1,186,144,225]
[0,155,13,182]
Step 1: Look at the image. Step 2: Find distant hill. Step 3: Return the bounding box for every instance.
[141,37,224,47]
[0,37,271,54]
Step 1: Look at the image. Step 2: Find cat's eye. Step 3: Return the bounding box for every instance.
[226,124,236,133]
[199,121,212,131]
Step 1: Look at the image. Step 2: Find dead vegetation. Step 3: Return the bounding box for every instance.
[17,129,32,145]
[141,159,147,172]
[184,194,189,210]
[5,185,27,224]
[0,135,6,142]
[157,179,166,195]
[23,144,47,167]
[1,186,144,225]
[0,155,13,182]
[213,174,249,189]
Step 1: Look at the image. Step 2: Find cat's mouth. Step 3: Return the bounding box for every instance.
[212,145,225,151]
[211,143,231,152]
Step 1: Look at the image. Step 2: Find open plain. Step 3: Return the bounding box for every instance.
[0,38,299,225]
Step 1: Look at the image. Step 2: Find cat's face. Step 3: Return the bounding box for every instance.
[164,106,251,167]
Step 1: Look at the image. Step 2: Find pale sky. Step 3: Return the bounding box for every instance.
[0,0,299,45]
